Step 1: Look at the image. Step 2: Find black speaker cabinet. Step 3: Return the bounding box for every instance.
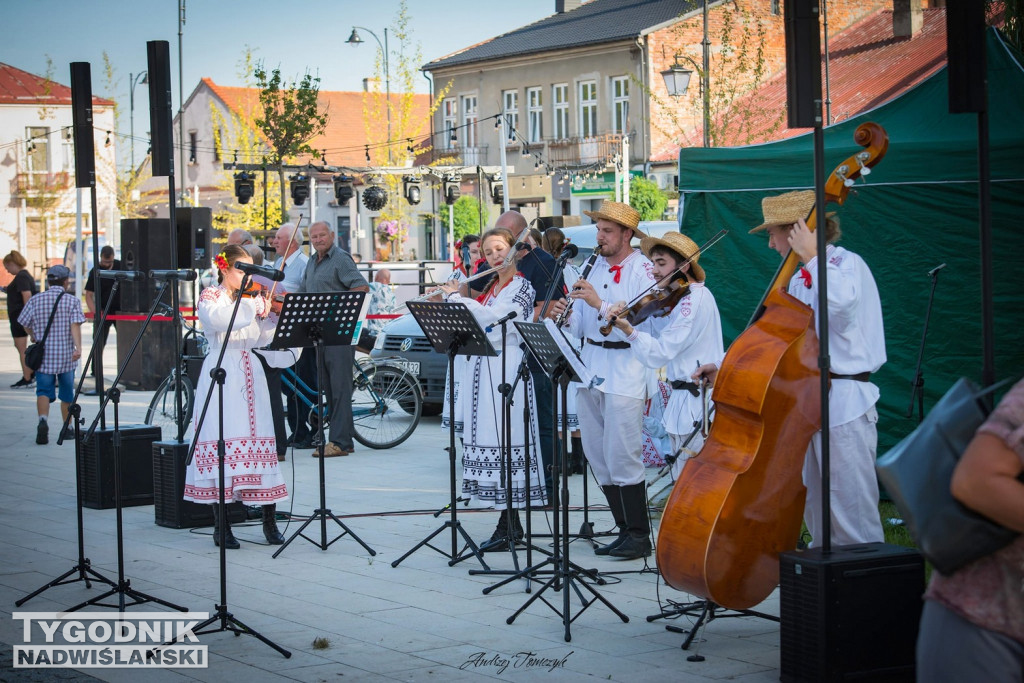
[79,425,161,510]
[69,62,95,188]
[120,218,174,312]
[780,543,924,683]
[176,206,212,270]
[147,40,173,177]
[152,441,247,529]
[115,319,178,390]
[784,0,822,128]
[946,1,987,113]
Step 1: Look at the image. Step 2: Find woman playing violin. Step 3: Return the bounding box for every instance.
[606,232,724,481]
[184,245,289,549]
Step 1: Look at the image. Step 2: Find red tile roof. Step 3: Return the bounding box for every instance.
[0,62,114,107]
[652,8,950,160]
[203,78,433,167]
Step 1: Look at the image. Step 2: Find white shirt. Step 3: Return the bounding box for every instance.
[566,249,656,399]
[788,245,886,427]
[273,249,309,295]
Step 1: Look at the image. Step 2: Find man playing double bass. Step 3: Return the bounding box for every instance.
[697,190,886,548]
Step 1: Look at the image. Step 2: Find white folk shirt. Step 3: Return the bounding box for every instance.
[566,249,656,399]
[624,282,724,436]
[273,249,310,296]
[788,245,886,427]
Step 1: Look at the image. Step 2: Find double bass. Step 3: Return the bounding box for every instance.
[655,122,889,610]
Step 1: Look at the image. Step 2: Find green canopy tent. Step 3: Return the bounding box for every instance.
[677,28,1024,452]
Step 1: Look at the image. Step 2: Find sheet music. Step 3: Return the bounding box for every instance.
[543,319,603,389]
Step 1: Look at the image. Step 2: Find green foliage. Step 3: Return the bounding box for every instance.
[628,177,669,221]
[438,196,482,240]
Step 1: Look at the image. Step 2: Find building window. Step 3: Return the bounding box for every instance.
[26,126,49,174]
[213,128,221,161]
[612,76,629,134]
[526,87,543,143]
[553,84,569,140]
[443,98,457,149]
[461,94,478,147]
[771,0,780,15]
[502,89,519,143]
[62,138,75,173]
[188,131,198,164]
[578,80,597,138]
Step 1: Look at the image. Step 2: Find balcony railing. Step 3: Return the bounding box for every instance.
[545,133,624,167]
[15,172,71,195]
[429,145,489,166]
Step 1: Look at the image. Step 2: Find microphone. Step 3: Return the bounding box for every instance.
[927,263,947,277]
[234,261,285,282]
[98,270,145,281]
[561,243,579,259]
[149,269,198,281]
[485,310,517,333]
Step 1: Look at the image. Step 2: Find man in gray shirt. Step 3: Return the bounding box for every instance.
[296,221,369,457]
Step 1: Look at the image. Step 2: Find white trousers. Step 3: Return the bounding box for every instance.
[668,429,706,480]
[577,388,645,486]
[802,406,885,547]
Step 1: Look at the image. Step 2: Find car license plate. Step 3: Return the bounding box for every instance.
[390,360,421,376]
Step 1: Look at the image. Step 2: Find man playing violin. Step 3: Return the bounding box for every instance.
[606,232,724,483]
[695,190,886,548]
[565,201,657,559]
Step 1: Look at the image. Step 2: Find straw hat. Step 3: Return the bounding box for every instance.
[750,190,836,233]
[639,232,705,282]
[583,201,647,238]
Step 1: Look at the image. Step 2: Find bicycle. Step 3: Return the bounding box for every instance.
[144,313,203,440]
[283,355,423,450]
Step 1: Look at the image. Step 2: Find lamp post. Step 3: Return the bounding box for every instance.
[347,26,391,164]
[129,71,148,171]
[660,2,711,147]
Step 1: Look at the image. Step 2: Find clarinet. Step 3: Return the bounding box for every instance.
[555,246,602,328]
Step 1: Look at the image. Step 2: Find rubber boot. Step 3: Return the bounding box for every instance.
[609,482,653,559]
[262,504,285,545]
[212,504,240,549]
[594,484,628,555]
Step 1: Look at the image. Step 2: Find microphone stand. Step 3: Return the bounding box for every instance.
[906,265,945,422]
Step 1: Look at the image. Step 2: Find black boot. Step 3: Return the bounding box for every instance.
[595,484,628,556]
[212,504,240,549]
[481,508,520,552]
[262,504,285,545]
[609,483,652,559]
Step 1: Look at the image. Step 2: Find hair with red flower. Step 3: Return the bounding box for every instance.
[214,251,230,271]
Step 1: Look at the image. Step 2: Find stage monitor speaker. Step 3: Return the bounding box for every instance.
[780,543,924,683]
[120,218,174,311]
[116,318,178,390]
[946,1,986,113]
[147,40,173,177]
[152,441,247,529]
[79,425,161,509]
[69,62,95,188]
[176,206,212,270]
[784,0,822,129]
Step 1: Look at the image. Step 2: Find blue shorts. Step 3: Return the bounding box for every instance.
[36,371,75,403]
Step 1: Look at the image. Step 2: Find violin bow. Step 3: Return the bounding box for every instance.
[266,215,306,302]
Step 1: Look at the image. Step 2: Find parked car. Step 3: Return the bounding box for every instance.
[370,220,683,414]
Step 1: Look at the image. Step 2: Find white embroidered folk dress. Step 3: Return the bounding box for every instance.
[446,276,546,508]
[183,286,288,505]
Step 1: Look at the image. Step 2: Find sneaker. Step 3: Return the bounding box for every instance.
[10,377,32,389]
[36,420,49,445]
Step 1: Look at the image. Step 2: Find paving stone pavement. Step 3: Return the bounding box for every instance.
[0,323,783,682]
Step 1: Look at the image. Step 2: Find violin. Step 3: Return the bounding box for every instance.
[599,276,689,336]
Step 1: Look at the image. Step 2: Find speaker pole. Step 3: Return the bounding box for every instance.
[148,40,186,440]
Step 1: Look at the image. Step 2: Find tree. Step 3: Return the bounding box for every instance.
[210,49,284,234]
[628,177,669,221]
[438,195,482,241]
[254,64,328,219]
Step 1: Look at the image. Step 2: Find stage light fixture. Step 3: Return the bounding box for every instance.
[403,176,422,205]
[289,173,310,205]
[233,171,255,205]
[442,176,461,205]
[490,178,504,205]
[333,174,354,204]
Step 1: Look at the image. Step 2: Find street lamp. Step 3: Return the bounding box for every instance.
[347,26,391,164]
[129,71,148,171]
[660,2,711,148]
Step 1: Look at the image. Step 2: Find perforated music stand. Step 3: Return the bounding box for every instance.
[484,321,627,641]
[391,301,495,570]
[268,291,377,559]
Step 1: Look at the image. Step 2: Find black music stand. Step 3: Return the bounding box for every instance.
[391,301,494,570]
[488,321,627,642]
[269,291,376,559]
